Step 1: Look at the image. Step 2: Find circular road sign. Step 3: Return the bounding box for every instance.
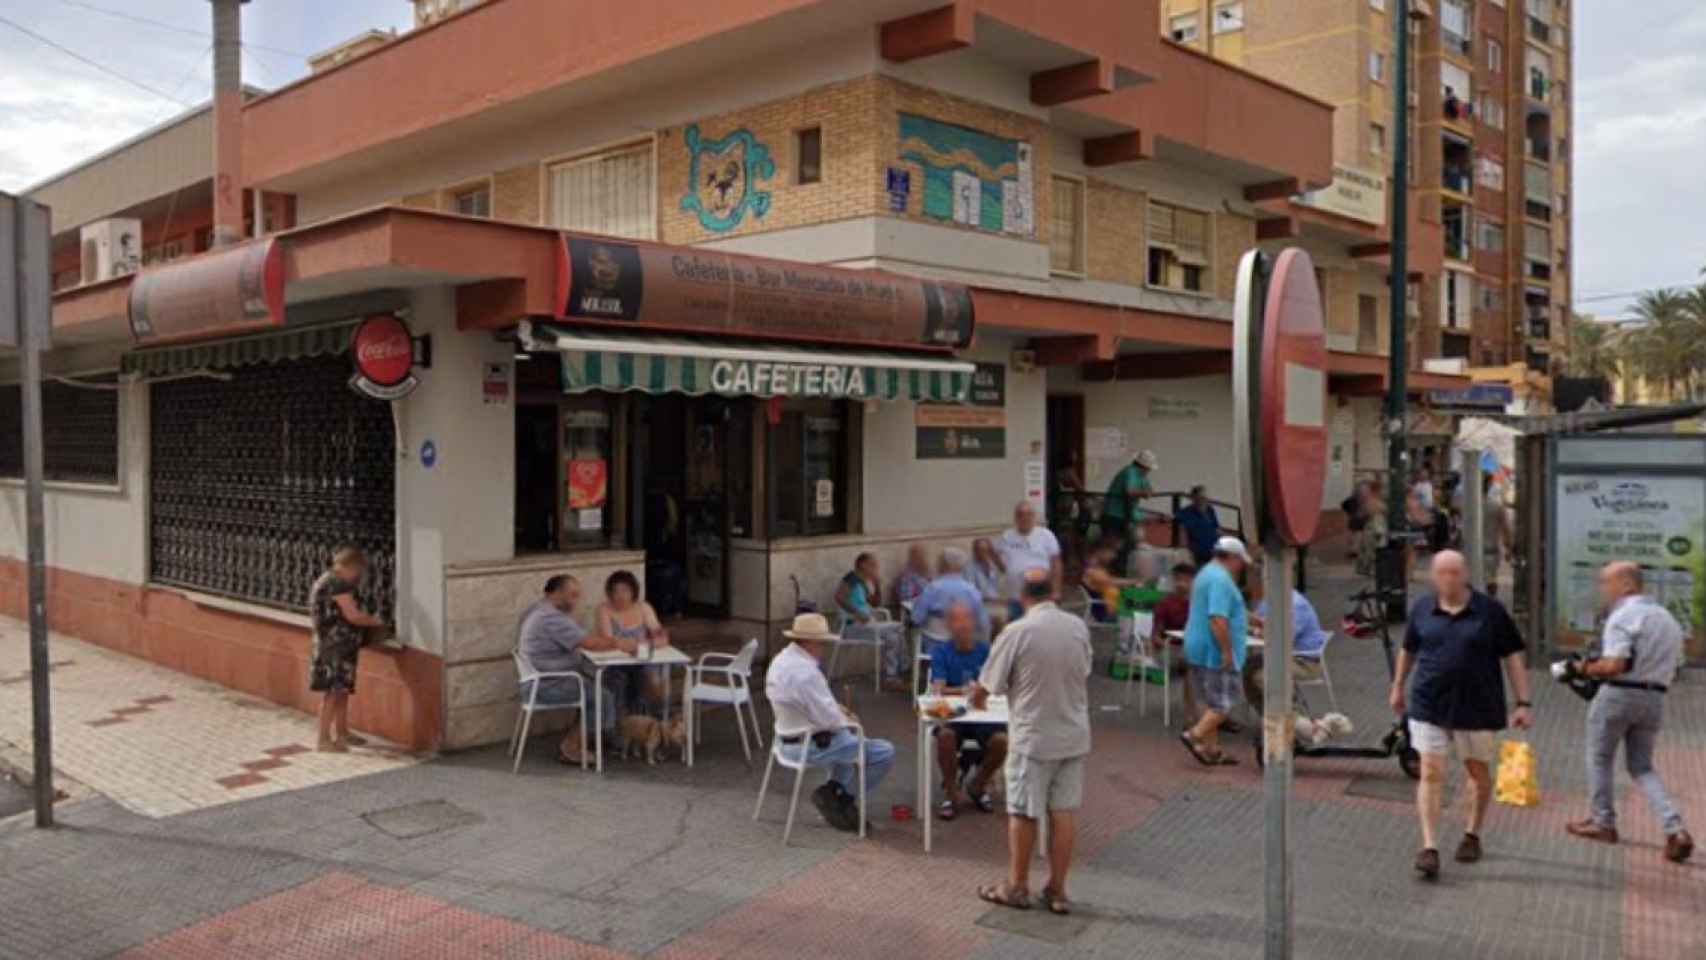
[1231,249,1268,541]
[1259,248,1328,546]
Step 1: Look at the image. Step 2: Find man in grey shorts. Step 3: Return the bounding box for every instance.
[971,568,1092,915]
[1565,561,1693,863]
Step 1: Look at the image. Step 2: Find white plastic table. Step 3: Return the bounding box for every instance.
[915,693,1009,853]
[582,646,693,772]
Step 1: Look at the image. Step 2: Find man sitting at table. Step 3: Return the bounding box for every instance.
[1151,562,1198,725]
[516,575,633,765]
[766,613,897,832]
[911,547,991,646]
[931,602,1008,820]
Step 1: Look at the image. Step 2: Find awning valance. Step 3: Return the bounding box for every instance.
[122,320,360,378]
[520,322,975,403]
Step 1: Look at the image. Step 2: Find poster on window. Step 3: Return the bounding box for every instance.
[566,458,609,510]
[1552,472,1706,657]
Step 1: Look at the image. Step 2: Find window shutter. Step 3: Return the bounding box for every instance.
[1049,176,1083,273]
[1147,201,1176,248]
[549,144,655,239]
[1175,209,1208,266]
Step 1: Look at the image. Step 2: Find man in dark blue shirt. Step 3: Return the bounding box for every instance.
[1390,551,1533,880]
[929,603,1007,819]
[1174,486,1220,568]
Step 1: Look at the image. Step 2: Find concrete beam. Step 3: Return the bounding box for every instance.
[1256,217,1298,241]
[1244,179,1301,204]
[1030,333,1118,366]
[880,4,975,63]
[1083,131,1151,167]
[1031,59,1115,107]
[1085,350,1231,381]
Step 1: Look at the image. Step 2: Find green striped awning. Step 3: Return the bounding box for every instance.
[520,322,975,403]
[121,320,360,378]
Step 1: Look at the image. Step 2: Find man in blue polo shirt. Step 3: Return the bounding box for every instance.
[928,603,1007,819]
[1390,550,1533,881]
[1180,536,1252,766]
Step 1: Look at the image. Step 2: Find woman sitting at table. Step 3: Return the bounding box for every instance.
[595,570,670,717]
[835,552,908,692]
[1082,541,1135,623]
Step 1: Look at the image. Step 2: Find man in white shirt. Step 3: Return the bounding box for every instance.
[765,613,896,832]
[995,501,1062,620]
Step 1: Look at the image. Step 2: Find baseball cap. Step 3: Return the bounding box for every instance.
[1214,536,1252,563]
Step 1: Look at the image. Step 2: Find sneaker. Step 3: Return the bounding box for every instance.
[1414,847,1440,881]
[812,785,854,831]
[1454,833,1482,864]
[1564,820,1620,845]
[1666,831,1694,864]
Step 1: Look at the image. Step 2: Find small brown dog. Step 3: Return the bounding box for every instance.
[620,714,687,764]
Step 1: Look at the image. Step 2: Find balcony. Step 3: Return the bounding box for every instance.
[1528,17,1550,44]
[1526,313,1551,340]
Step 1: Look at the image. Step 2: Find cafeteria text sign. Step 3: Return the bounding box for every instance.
[708,359,868,398]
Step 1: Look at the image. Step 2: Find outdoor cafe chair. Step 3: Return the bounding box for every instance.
[685,638,765,766]
[510,649,588,774]
[828,608,892,694]
[752,699,867,845]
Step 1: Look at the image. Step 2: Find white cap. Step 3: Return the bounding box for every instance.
[1214,536,1252,563]
[1135,449,1159,470]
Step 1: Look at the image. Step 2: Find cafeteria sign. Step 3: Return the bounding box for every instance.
[708,359,868,398]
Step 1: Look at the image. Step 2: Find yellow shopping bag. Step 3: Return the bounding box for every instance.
[1493,738,1540,807]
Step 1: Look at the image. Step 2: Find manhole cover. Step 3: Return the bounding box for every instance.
[1345,774,1434,804]
[976,905,1094,945]
[362,800,481,839]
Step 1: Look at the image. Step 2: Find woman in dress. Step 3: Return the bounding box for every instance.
[309,545,387,753]
[596,570,670,716]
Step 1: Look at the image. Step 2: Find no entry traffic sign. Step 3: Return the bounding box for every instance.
[1259,248,1328,545]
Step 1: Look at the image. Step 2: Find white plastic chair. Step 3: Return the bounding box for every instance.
[1071,584,1123,650]
[510,649,588,774]
[828,608,892,693]
[752,699,867,845]
[1295,633,1337,711]
[912,626,945,696]
[685,638,764,766]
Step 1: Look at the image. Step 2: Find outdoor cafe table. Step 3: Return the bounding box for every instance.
[581,646,693,773]
[915,693,1009,853]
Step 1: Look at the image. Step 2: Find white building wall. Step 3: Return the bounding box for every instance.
[861,332,1045,533]
[391,286,518,657]
[0,375,147,585]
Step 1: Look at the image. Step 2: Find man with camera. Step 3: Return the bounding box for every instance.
[1562,562,1693,863]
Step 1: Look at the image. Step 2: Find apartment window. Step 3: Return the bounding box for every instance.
[0,378,120,485]
[1475,156,1505,191]
[1357,295,1379,352]
[1526,45,1551,99]
[1369,0,1386,10]
[451,183,491,218]
[1169,13,1200,43]
[1049,175,1086,275]
[1440,0,1471,54]
[1146,200,1210,295]
[795,127,822,185]
[1441,61,1472,109]
[1213,3,1244,33]
[1476,216,1506,252]
[1369,51,1386,83]
[1524,223,1550,261]
[1487,37,1503,72]
[1370,122,1387,155]
[1477,95,1505,130]
[548,142,655,239]
[1443,270,1474,330]
[1524,161,1551,203]
[1479,285,1505,313]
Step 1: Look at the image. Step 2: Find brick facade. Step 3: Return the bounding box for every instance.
[1213,211,1257,301]
[1085,178,1145,285]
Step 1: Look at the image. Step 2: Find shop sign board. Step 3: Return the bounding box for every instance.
[560,234,974,350]
[1291,164,1387,227]
[708,359,876,398]
[1551,473,1706,657]
[917,362,1005,459]
[128,238,284,344]
[349,314,420,400]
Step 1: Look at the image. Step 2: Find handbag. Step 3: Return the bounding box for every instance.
[1493,738,1540,807]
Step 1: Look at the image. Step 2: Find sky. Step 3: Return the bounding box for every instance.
[1,1,1702,319]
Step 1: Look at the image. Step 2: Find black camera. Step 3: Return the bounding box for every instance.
[1550,653,1602,703]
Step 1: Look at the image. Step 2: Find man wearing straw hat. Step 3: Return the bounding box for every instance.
[767,612,897,832]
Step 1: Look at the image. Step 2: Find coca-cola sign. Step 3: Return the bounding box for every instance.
[349,313,419,400]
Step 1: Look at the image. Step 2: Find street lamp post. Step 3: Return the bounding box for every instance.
[1383,0,1414,612]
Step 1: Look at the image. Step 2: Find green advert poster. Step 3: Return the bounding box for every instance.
[1552,473,1706,657]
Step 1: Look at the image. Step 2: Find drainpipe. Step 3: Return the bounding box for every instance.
[209,0,247,248]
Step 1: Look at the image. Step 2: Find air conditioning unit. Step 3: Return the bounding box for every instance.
[79,218,142,284]
[1423,357,1469,375]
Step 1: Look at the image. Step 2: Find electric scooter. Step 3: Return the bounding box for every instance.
[1245,587,1421,779]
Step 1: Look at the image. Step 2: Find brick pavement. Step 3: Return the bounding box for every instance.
[1,567,1701,958]
[0,620,416,819]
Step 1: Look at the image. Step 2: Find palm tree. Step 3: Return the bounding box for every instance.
[1626,289,1706,401]
[1566,314,1620,380]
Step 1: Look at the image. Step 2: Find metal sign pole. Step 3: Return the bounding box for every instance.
[1262,538,1296,959]
[5,192,55,827]
[1463,448,1485,589]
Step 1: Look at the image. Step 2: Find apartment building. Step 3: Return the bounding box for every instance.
[13,0,1470,750]
[1162,0,1572,398]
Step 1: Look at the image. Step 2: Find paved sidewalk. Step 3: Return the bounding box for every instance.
[0,620,416,818]
[1,569,1701,958]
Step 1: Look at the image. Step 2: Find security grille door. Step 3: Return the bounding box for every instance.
[150,354,396,620]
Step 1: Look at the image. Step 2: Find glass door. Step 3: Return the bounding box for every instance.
[684,400,730,615]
